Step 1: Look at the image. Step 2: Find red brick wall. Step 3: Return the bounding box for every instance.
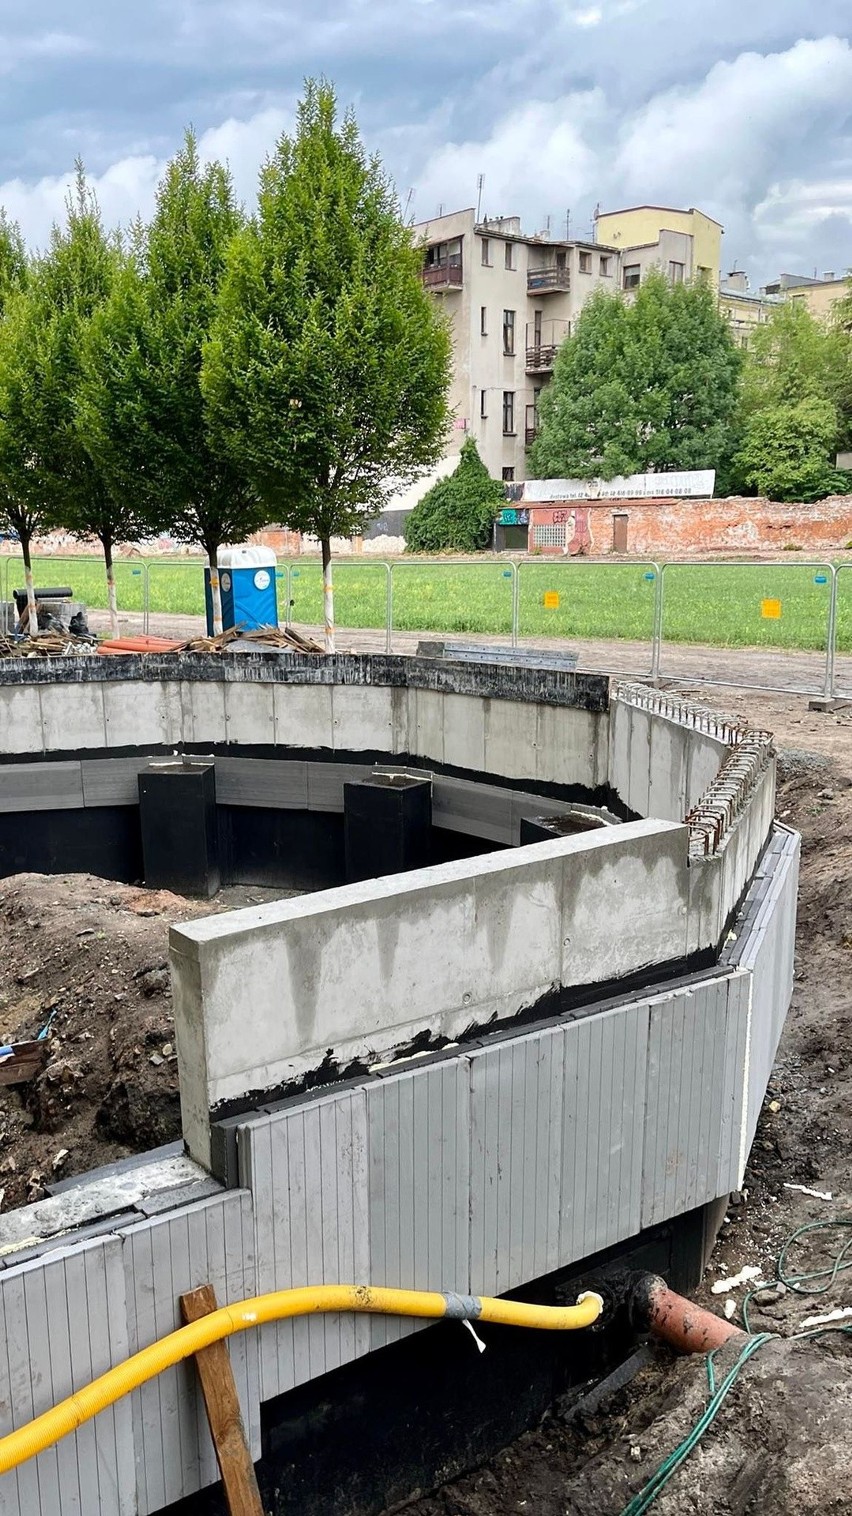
[527,495,852,556]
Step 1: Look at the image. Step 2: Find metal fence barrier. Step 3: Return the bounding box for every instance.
[3,550,852,699]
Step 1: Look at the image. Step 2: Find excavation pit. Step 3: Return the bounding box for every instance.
[0,653,797,1516]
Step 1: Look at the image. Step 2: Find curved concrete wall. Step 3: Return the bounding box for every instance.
[0,654,610,793]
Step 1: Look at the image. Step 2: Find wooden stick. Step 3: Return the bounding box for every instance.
[180,1283,264,1516]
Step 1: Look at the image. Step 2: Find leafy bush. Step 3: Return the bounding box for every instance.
[733,397,841,502]
[404,438,504,553]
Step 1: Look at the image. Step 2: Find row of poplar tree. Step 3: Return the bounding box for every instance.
[0,80,452,646]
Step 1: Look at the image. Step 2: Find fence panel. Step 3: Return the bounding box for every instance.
[657,561,834,695]
[516,559,660,677]
[389,560,516,652]
[287,560,391,650]
[144,558,208,634]
[4,555,149,634]
[830,564,852,698]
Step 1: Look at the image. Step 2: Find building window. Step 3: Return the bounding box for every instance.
[502,391,515,435]
[480,389,488,419]
[579,250,592,274]
[532,522,566,549]
[600,255,611,276]
[502,309,516,355]
[481,237,491,266]
[504,242,514,270]
[502,467,515,481]
[480,305,487,335]
[669,261,685,284]
[623,264,640,290]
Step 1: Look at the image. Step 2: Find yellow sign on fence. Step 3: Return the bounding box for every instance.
[543,591,560,609]
[761,598,782,620]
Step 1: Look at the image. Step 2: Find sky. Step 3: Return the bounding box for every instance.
[0,1,849,286]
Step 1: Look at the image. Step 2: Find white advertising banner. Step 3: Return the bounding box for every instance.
[523,471,715,502]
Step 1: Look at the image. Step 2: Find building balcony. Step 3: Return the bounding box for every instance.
[527,266,570,294]
[525,318,569,372]
[525,343,558,372]
[525,405,539,446]
[422,258,463,291]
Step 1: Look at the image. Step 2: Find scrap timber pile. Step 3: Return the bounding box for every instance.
[0,632,96,659]
[0,624,325,659]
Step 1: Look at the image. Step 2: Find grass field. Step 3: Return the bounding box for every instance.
[4,552,851,652]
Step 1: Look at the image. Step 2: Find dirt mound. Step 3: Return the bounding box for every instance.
[0,874,203,1206]
[0,875,296,1209]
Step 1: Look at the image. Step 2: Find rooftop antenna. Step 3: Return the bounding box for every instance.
[404,187,415,223]
[437,202,443,218]
[565,208,571,240]
[545,213,551,238]
[476,173,485,222]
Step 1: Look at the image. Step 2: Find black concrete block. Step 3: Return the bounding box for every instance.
[344,774,432,883]
[138,761,220,897]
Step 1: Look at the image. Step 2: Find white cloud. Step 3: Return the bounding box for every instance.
[0,27,850,284]
[409,34,852,282]
[0,107,291,250]
[414,91,606,230]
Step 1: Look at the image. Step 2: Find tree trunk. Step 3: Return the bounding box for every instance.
[21,534,37,640]
[103,535,119,640]
[208,549,224,636]
[321,536,335,654]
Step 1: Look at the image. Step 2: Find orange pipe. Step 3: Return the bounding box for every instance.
[98,636,184,655]
[632,1275,744,1354]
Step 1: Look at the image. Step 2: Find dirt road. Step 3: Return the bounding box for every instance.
[89,607,852,700]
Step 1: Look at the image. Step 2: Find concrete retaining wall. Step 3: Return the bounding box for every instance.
[0,656,610,792]
[608,696,731,822]
[171,818,702,1168]
[0,826,799,1516]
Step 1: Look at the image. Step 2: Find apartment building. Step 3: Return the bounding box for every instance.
[594,205,722,288]
[415,203,724,483]
[719,269,782,347]
[417,207,619,481]
[762,271,851,321]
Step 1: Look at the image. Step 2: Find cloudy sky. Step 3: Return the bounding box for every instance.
[0,1,849,284]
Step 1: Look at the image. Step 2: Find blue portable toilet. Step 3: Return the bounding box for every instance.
[204,546,278,635]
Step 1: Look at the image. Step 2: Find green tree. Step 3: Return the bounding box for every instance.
[529,272,740,482]
[733,397,842,502]
[79,135,262,634]
[203,79,452,649]
[404,439,504,553]
[0,175,125,635]
[743,301,848,418]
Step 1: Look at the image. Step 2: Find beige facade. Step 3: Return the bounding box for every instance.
[594,206,723,288]
[416,203,724,483]
[762,272,851,322]
[417,208,622,481]
[718,270,782,347]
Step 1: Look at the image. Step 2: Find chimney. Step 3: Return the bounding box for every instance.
[723,270,748,294]
[824,271,836,281]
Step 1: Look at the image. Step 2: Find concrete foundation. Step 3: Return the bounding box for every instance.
[0,656,795,1516]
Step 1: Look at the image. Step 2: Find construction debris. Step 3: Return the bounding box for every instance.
[172,624,324,654]
[0,632,96,660]
[0,622,325,659]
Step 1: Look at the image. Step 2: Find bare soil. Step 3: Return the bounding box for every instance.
[0,879,290,1209]
[396,687,852,1516]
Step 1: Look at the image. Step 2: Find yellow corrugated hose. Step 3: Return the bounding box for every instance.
[0,1282,603,1475]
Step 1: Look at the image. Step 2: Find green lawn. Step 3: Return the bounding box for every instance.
[3,552,849,652]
